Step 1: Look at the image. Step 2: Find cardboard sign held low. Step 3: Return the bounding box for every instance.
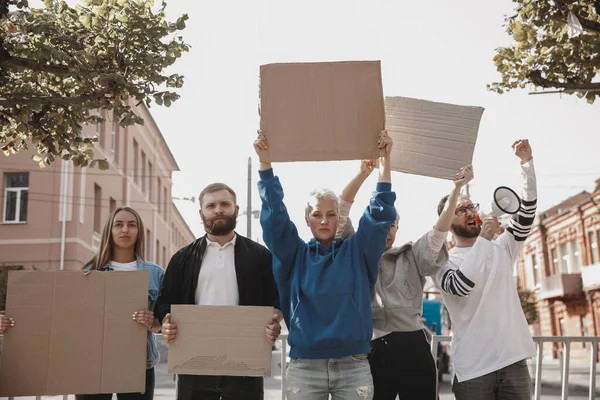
[0,270,148,397]
[168,305,274,377]
[258,60,385,163]
[385,96,484,180]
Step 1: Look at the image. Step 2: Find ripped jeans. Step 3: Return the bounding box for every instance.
[285,354,373,400]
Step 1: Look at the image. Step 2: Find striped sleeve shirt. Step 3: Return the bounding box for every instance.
[435,159,537,297]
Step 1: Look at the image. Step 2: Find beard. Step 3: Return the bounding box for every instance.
[451,222,481,239]
[202,213,237,236]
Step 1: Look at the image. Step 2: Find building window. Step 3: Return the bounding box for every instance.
[560,240,581,274]
[109,197,117,214]
[532,253,541,286]
[148,162,153,201]
[133,139,139,185]
[163,187,168,217]
[146,229,151,260]
[569,240,581,273]
[93,184,102,233]
[110,116,117,159]
[551,248,560,275]
[162,245,166,268]
[156,239,160,264]
[589,230,599,265]
[3,173,29,223]
[157,178,161,215]
[141,151,147,194]
[95,109,102,145]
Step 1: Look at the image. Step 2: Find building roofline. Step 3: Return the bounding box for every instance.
[137,102,180,172]
[172,202,196,239]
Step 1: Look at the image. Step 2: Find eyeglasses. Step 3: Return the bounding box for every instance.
[455,203,479,217]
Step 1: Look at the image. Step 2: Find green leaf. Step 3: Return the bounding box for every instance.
[97,159,110,170]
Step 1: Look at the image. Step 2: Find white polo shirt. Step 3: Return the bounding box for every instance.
[195,234,239,306]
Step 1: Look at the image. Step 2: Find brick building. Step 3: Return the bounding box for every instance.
[516,180,600,361]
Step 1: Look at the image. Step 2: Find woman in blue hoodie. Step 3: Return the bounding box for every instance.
[254,130,396,400]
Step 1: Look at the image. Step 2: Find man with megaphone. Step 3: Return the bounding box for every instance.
[432,139,537,400]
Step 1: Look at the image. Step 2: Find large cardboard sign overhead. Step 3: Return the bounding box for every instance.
[168,305,274,377]
[258,60,385,162]
[385,96,484,180]
[0,270,148,396]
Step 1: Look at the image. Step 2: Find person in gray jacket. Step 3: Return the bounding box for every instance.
[337,161,473,400]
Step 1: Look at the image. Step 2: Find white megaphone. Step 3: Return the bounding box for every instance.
[475,186,521,226]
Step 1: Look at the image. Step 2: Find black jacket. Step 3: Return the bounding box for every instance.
[155,233,280,323]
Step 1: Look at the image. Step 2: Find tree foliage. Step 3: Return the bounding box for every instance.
[518,287,539,325]
[489,0,600,104]
[0,0,189,168]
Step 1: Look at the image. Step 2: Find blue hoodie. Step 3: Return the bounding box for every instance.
[258,168,396,359]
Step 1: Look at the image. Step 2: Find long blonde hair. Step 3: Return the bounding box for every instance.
[85,206,146,271]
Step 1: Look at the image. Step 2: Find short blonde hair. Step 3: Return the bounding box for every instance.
[305,188,339,219]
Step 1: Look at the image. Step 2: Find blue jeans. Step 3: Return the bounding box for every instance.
[285,354,374,400]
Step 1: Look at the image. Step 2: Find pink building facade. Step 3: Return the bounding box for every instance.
[0,104,195,278]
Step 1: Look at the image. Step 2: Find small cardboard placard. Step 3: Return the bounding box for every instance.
[258,60,385,162]
[0,270,148,396]
[385,96,484,180]
[168,305,274,377]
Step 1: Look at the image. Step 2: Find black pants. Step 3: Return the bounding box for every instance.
[75,367,155,400]
[176,374,263,400]
[368,330,437,400]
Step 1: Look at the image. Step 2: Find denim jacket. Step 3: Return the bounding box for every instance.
[83,257,165,369]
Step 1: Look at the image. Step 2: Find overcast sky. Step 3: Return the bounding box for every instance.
[32,0,600,246]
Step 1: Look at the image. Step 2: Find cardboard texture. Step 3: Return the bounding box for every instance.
[385,96,484,180]
[0,270,148,396]
[258,60,385,162]
[168,305,274,377]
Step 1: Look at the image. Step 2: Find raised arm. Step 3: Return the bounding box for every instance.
[414,165,474,277]
[497,139,537,261]
[435,165,474,232]
[254,131,304,280]
[336,160,376,238]
[352,131,397,287]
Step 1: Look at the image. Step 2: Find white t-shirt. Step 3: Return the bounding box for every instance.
[195,234,239,306]
[109,260,138,271]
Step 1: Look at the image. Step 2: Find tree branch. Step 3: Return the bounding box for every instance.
[550,14,600,36]
[0,91,108,107]
[528,70,600,92]
[2,54,73,75]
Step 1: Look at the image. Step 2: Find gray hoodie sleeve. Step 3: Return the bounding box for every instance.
[411,230,449,277]
[336,197,356,239]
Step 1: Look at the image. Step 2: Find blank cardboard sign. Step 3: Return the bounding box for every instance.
[385,96,484,180]
[258,60,385,162]
[0,270,148,397]
[168,305,274,377]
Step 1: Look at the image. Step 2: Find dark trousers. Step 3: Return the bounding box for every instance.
[452,359,531,400]
[176,374,263,400]
[75,367,155,400]
[368,330,438,400]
